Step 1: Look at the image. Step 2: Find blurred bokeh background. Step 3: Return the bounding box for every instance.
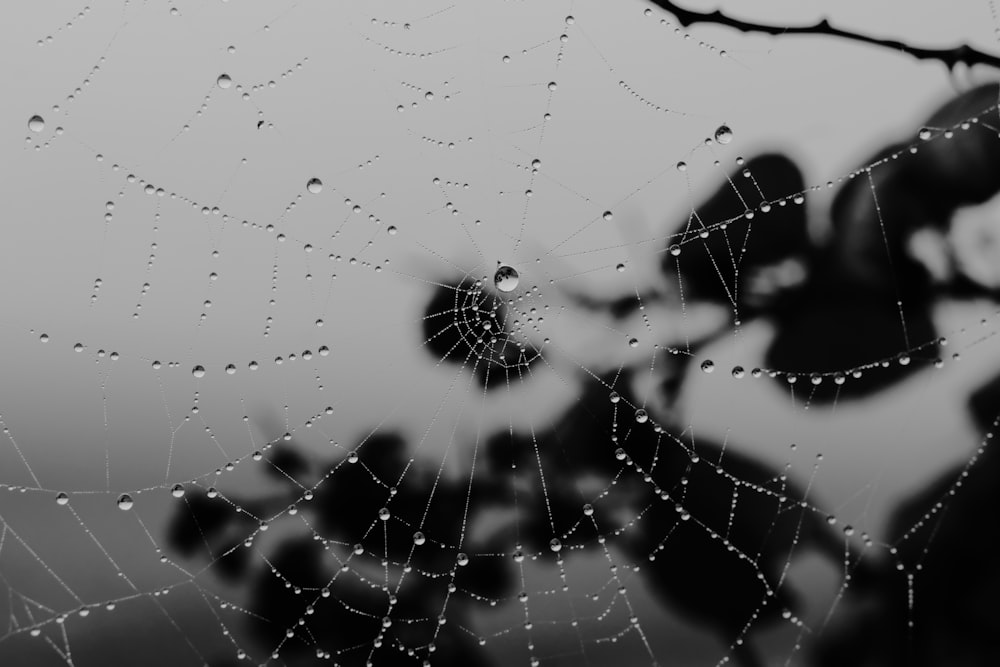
[3,1,1000,665]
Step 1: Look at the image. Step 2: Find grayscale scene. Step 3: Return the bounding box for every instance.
[3,1,1000,666]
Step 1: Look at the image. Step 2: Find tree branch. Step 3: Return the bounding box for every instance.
[647,1,1000,70]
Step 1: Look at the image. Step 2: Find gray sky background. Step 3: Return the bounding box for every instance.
[3,1,1000,665]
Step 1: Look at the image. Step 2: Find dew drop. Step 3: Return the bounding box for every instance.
[28,115,45,132]
[918,127,932,141]
[549,538,562,552]
[616,263,626,272]
[117,494,134,511]
[413,531,426,545]
[714,125,733,144]
[494,265,519,292]
[731,366,745,379]
[378,507,390,521]
[676,161,687,172]
[192,365,206,378]
[669,244,681,256]
[700,359,715,373]
[628,338,639,348]
[306,178,323,194]
[56,492,69,505]
[457,552,469,566]
[634,408,648,424]
[583,503,594,516]
[217,73,232,89]
[609,391,620,404]
[171,484,185,498]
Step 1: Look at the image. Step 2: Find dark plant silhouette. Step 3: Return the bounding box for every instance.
[813,374,1000,667]
[166,83,1000,667]
[646,1,1000,70]
[422,276,543,390]
[169,428,512,665]
[484,368,861,667]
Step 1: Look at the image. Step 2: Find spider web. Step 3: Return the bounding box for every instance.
[3,1,1000,666]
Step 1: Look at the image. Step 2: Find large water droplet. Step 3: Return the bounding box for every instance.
[378,507,390,521]
[494,265,519,292]
[634,408,648,423]
[28,115,45,132]
[217,73,232,89]
[171,484,185,498]
[117,494,134,510]
[413,531,426,545]
[549,538,562,552]
[701,359,715,373]
[56,492,69,505]
[306,178,323,194]
[714,125,733,144]
[457,552,469,566]
[192,365,206,378]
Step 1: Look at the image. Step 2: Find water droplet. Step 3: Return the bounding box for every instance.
[413,531,426,545]
[494,265,519,292]
[117,494,134,510]
[700,359,715,373]
[549,538,562,552]
[583,503,594,516]
[634,409,648,423]
[56,492,69,505]
[347,450,359,463]
[192,365,206,378]
[171,484,185,498]
[378,507,390,521]
[615,448,627,460]
[28,115,45,132]
[306,178,323,194]
[669,244,681,256]
[609,391,620,403]
[616,263,626,272]
[628,338,639,348]
[676,161,687,172]
[898,353,911,366]
[225,364,236,375]
[714,125,733,144]
[603,210,613,222]
[918,127,932,141]
[457,552,469,566]
[513,550,525,562]
[731,366,745,379]
[217,73,232,89]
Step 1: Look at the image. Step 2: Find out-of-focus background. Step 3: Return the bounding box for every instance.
[3,1,1000,665]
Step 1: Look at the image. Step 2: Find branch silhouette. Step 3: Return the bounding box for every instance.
[648,1,1000,70]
